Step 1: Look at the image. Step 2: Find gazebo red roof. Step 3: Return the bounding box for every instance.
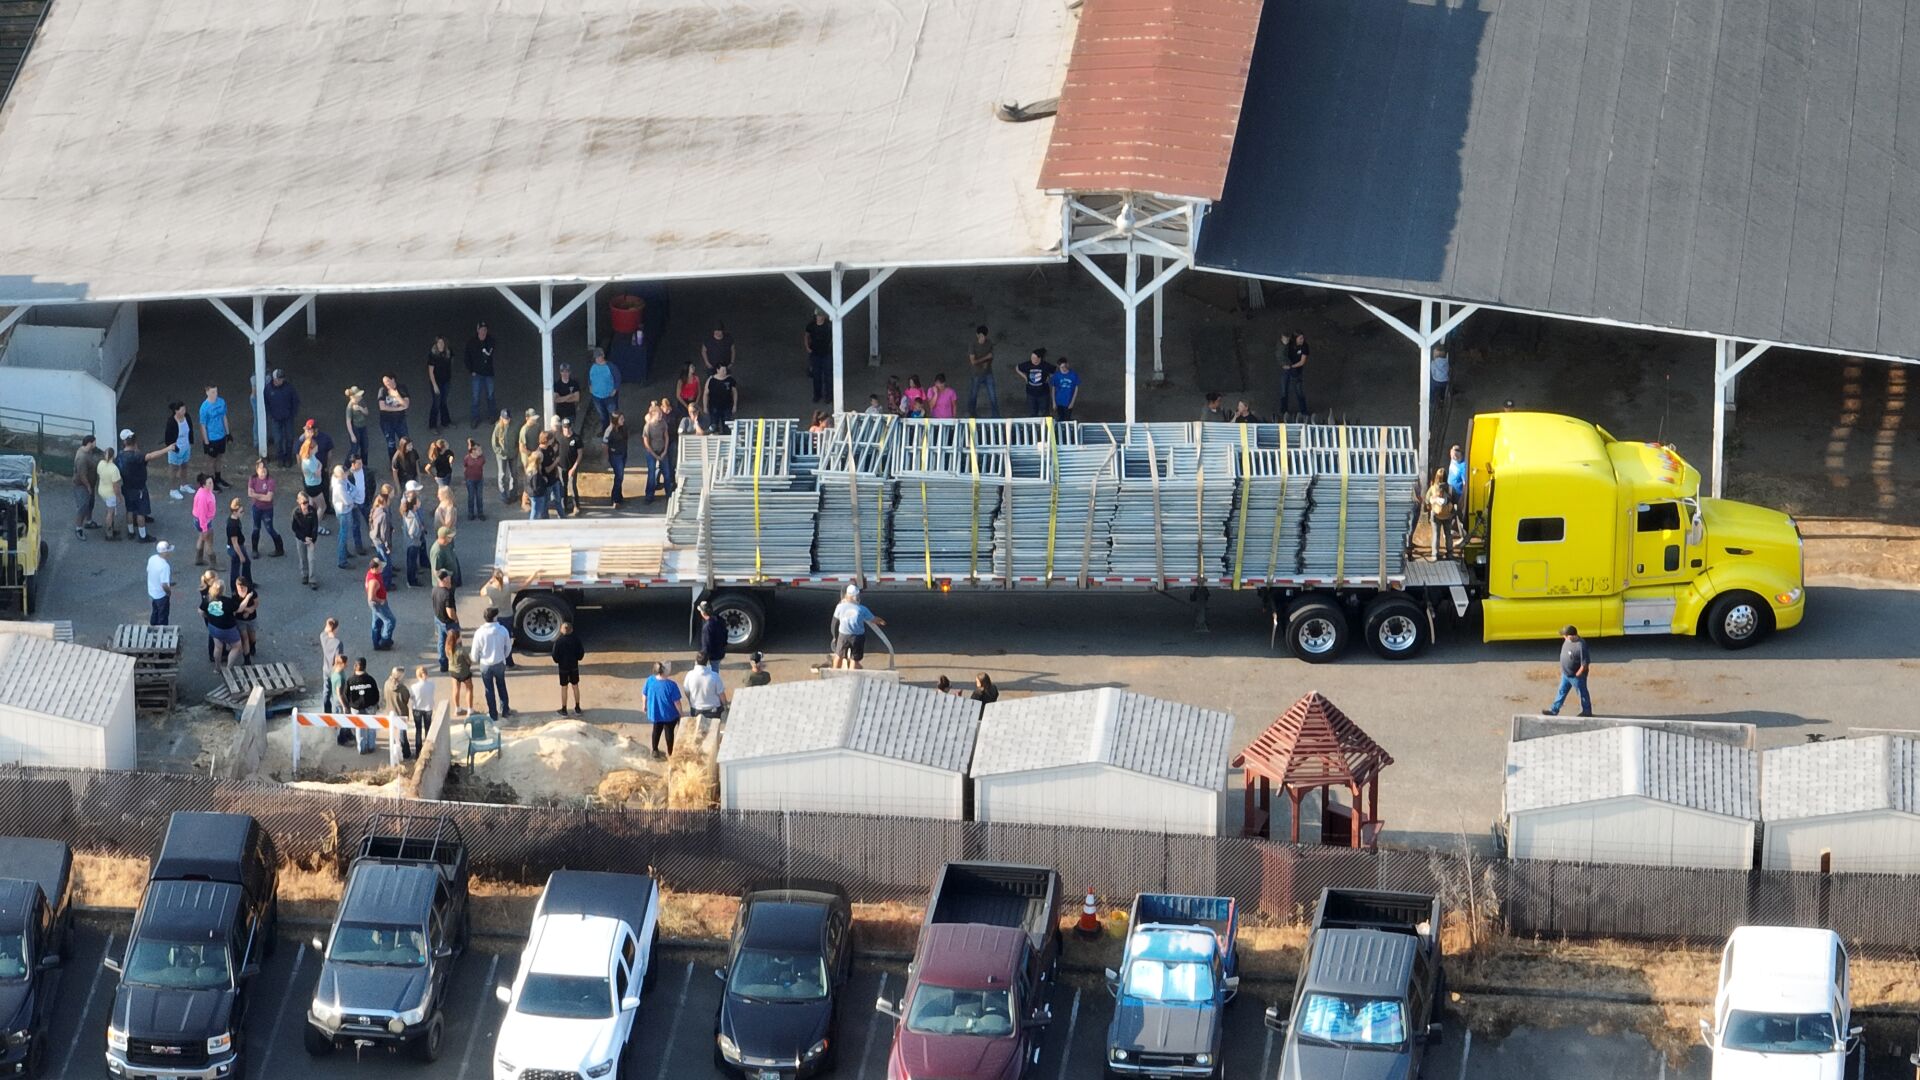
[1233,691,1393,789]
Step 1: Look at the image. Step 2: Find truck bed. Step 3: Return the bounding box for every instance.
[357,815,467,883]
[926,862,1060,950]
[1130,893,1237,974]
[0,837,68,909]
[1314,889,1439,937]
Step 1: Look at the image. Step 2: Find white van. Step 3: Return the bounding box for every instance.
[1700,926,1859,1080]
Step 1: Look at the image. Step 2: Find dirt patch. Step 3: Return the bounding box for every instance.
[471,718,664,806]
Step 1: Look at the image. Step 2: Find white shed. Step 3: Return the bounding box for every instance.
[1761,735,1920,873]
[1504,722,1758,869]
[971,689,1233,836]
[0,634,137,770]
[717,677,980,819]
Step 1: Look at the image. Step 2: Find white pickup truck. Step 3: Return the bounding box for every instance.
[1699,926,1859,1080]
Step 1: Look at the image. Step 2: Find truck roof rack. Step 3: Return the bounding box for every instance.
[357,813,465,866]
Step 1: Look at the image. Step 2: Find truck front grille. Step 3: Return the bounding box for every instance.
[520,1071,581,1080]
[1138,1052,1192,1068]
[127,1040,210,1068]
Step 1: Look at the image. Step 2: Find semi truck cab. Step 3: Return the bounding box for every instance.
[1466,413,1803,648]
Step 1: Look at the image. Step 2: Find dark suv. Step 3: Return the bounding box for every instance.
[0,838,72,1078]
[105,813,278,1080]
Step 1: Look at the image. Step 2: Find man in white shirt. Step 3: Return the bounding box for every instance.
[145,541,174,625]
[408,666,437,758]
[683,652,728,718]
[468,608,514,721]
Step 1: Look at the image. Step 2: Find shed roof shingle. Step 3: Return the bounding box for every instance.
[971,688,1232,790]
[717,678,980,774]
[1761,736,1919,822]
[0,635,132,728]
[1505,725,1758,819]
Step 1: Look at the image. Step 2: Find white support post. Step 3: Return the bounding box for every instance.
[587,297,597,351]
[251,296,269,452]
[830,268,846,414]
[539,283,556,425]
[305,297,317,339]
[1152,255,1165,384]
[1417,299,1434,473]
[0,305,32,336]
[1123,247,1140,423]
[1710,338,1772,498]
[867,267,882,367]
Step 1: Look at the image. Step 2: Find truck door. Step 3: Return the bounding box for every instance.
[1630,501,1688,584]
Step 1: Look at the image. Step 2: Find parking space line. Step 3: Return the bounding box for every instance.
[858,973,888,1080]
[254,943,306,1078]
[649,960,695,1080]
[1052,988,1079,1080]
[1261,1028,1274,1079]
[1460,1028,1471,1076]
[456,953,501,1080]
[61,933,111,1069]
[1658,1055,1666,1080]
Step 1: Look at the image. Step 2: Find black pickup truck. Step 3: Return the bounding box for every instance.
[105,813,279,1080]
[1265,889,1444,1080]
[306,815,470,1062]
[0,838,71,1078]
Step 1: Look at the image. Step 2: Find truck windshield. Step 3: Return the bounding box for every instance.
[123,939,231,990]
[1295,993,1406,1046]
[0,932,25,980]
[1722,1010,1837,1054]
[1123,959,1214,1003]
[327,925,428,967]
[727,949,828,1001]
[516,974,612,1020]
[904,985,1014,1037]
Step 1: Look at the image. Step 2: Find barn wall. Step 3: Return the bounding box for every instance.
[973,764,1219,836]
[721,751,962,820]
[1762,814,1920,874]
[1511,798,1753,869]
[0,707,106,769]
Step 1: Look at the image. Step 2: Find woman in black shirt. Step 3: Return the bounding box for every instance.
[390,436,421,489]
[290,492,320,588]
[233,577,260,664]
[604,412,629,509]
[202,579,241,669]
[223,498,250,595]
[426,438,455,491]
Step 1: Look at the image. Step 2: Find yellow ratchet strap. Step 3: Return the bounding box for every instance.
[1232,423,1251,590]
[968,419,981,582]
[918,430,933,587]
[1336,424,1350,584]
[1045,418,1059,581]
[751,418,765,580]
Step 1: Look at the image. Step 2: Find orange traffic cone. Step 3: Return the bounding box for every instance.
[1075,888,1101,939]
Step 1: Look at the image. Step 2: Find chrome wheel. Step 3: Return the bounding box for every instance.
[1296,617,1340,655]
[520,604,561,643]
[1376,614,1420,652]
[1722,603,1759,640]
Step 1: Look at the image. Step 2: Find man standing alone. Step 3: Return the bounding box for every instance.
[470,608,514,721]
[802,311,834,404]
[1544,626,1592,717]
[966,326,999,418]
[146,542,174,625]
[1277,332,1310,419]
[1016,348,1054,417]
[643,661,684,759]
[466,321,498,428]
[263,370,301,466]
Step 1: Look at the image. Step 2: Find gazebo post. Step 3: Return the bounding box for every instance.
[1349,782,1361,847]
[1243,777,1255,835]
[1288,787,1303,843]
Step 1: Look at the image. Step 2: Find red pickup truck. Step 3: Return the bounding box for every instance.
[877,863,1063,1080]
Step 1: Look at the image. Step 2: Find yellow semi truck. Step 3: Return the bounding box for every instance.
[1461,411,1803,649]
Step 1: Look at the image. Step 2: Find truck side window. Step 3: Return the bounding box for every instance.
[614,945,630,1000]
[1516,517,1564,543]
[1637,502,1681,531]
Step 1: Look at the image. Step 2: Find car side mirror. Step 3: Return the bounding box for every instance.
[1424,1022,1443,1044]
[1103,967,1119,995]
[433,947,455,960]
[621,996,640,1012]
[1026,1004,1053,1029]
[37,953,60,971]
[875,996,901,1020]
[310,936,326,952]
[1264,1004,1287,1033]
[714,968,728,982]
[240,964,261,980]
[494,985,512,1004]
[1697,1018,1714,1046]
[102,956,122,975]
[1224,975,1240,1001]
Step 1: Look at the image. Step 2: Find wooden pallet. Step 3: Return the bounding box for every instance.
[506,544,573,581]
[220,661,305,699]
[112,624,181,653]
[111,624,181,714]
[597,544,664,578]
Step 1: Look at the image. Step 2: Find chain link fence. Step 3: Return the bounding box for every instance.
[3,766,1915,950]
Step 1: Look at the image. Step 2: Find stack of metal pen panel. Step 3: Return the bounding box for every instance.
[1298,424,1420,579]
[700,419,820,578]
[1107,434,1236,583]
[665,435,724,545]
[1219,425,1315,582]
[992,442,1120,580]
[887,420,1017,578]
[814,413,899,575]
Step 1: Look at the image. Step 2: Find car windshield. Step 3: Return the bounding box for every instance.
[0,932,25,981]
[123,939,232,990]
[327,924,428,967]
[905,984,1015,1037]
[516,973,612,1019]
[1123,959,1214,1003]
[728,949,828,1002]
[1722,1010,1838,1054]
[1295,993,1407,1046]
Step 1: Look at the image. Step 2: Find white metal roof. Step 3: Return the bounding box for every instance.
[526,913,619,977]
[1722,926,1842,1014]
[1504,725,1758,819]
[0,635,132,728]
[717,677,980,774]
[0,0,1075,305]
[1761,735,1919,822]
[971,688,1233,790]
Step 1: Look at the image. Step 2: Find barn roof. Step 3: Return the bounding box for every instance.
[1761,735,1920,822]
[717,677,980,774]
[1505,725,1758,819]
[0,634,132,728]
[971,688,1233,790]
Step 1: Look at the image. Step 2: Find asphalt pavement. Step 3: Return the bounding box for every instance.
[35,918,1919,1080]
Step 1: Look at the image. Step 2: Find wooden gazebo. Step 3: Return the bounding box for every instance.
[1233,692,1394,847]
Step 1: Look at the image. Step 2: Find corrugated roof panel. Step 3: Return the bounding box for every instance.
[1505,726,1757,818]
[974,689,1233,789]
[1761,735,1920,821]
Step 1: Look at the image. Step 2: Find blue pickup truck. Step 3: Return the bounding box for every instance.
[1102,893,1238,1080]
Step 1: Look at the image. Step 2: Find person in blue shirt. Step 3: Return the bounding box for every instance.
[1049,358,1081,422]
[830,585,885,670]
[197,385,233,490]
[1445,444,1467,506]
[643,661,685,758]
[586,348,622,438]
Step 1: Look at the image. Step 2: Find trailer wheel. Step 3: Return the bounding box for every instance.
[1363,596,1430,660]
[1703,591,1772,649]
[1285,598,1350,663]
[512,593,574,652]
[706,591,768,651]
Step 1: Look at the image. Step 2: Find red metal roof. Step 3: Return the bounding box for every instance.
[1233,692,1393,789]
[1038,0,1266,201]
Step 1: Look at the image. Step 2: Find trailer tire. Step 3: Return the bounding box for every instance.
[1363,596,1430,660]
[705,591,768,652]
[512,593,574,653]
[1702,591,1772,649]
[1284,598,1350,663]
